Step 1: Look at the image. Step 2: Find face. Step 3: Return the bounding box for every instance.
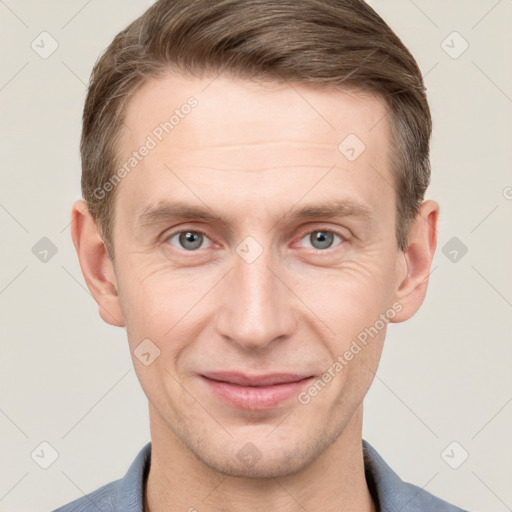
[102,73,408,477]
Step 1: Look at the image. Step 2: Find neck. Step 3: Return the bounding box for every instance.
[144,404,376,512]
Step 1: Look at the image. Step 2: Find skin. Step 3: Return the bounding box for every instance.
[71,73,439,512]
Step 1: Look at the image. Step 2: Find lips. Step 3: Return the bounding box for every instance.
[202,372,311,387]
[200,372,314,410]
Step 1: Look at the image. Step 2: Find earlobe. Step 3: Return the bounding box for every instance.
[70,199,125,327]
[390,200,439,323]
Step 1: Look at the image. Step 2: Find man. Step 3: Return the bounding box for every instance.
[54,0,469,510]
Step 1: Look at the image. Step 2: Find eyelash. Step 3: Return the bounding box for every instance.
[163,225,347,254]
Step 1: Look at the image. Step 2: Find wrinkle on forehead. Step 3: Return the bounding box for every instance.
[121,74,390,157]
[115,74,395,231]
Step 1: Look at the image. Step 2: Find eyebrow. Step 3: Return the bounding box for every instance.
[137,199,374,227]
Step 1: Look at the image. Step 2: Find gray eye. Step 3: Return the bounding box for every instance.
[169,231,206,250]
[299,230,343,250]
[309,231,334,249]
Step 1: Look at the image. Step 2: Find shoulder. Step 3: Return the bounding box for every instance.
[384,477,471,512]
[362,439,471,512]
[51,479,121,512]
[50,442,151,512]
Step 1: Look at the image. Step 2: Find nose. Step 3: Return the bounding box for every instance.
[214,245,297,351]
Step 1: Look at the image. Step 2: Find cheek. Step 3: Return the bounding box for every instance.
[116,260,223,395]
[288,252,397,338]
[343,328,385,407]
[326,324,386,409]
[117,258,216,338]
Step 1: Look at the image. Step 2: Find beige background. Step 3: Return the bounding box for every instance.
[1,1,511,511]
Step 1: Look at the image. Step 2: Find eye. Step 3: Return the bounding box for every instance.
[298,230,343,250]
[167,231,212,251]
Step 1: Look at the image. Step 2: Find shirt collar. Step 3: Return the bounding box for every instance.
[117,439,459,512]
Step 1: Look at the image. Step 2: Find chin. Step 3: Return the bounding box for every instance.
[193,433,332,480]
[202,453,309,479]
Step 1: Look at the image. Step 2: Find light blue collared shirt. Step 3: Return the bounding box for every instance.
[52,440,470,511]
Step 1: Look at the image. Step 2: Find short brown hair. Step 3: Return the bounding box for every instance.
[81,0,431,259]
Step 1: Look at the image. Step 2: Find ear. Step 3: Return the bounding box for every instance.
[390,199,439,323]
[70,199,125,327]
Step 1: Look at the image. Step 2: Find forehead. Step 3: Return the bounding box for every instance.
[122,73,389,148]
[116,72,394,223]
